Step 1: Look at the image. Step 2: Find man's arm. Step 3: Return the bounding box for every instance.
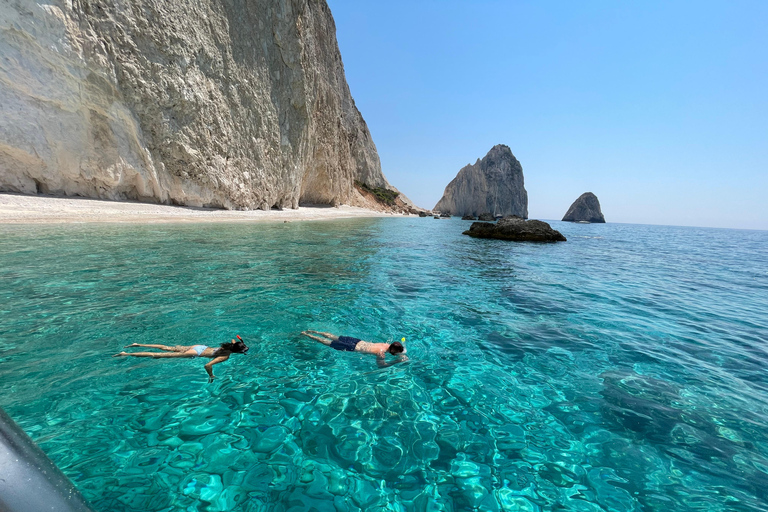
[376,354,409,368]
[204,355,230,382]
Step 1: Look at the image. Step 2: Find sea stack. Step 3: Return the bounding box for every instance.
[434,145,528,218]
[0,0,394,211]
[562,192,605,223]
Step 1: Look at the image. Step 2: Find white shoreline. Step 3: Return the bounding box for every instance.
[0,193,399,224]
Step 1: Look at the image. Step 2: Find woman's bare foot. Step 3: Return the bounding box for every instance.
[112,352,128,357]
[124,343,139,348]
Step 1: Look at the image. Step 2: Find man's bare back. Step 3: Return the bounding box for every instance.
[300,330,407,366]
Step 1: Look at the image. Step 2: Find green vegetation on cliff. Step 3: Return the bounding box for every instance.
[355,181,399,206]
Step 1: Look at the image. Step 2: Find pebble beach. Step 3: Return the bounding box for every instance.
[0,193,397,224]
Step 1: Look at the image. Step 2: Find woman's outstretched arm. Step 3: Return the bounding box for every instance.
[204,355,230,382]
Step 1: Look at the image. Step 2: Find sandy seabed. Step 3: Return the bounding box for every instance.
[0,193,399,224]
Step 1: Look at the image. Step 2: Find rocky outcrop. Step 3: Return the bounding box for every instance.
[434,144,527,218]
[461,215,476,221]
[463,216,566,242]
[0,0,394,210]
[562,192,605,223]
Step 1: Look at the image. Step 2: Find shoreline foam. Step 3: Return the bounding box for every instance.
[0,193,399,224]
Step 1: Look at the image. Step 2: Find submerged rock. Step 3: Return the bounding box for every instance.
[463,217,566,242]
[434,144,528,218]
[562,192,605,223]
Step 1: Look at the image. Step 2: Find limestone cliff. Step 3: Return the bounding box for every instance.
[0,0,392,209]
[562,192,605,223]
[434,145,527,218]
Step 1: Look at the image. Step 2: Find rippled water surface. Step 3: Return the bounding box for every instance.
[1,218,767,511]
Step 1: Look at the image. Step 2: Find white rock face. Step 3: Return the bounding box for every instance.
[0,0,389,209]
[434,144,528,218]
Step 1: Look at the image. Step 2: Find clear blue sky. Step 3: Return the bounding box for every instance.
[327,0,767,230]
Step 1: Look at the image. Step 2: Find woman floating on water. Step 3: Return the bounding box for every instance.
[301,330,408,367]
[113,337,249,381]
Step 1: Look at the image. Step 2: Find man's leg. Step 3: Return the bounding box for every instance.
[306,330,339,341]
[300,332,333,346]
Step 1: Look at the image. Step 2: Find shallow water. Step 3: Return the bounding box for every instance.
[1,218,767,511]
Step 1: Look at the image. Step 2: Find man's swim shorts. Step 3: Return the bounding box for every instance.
[330,336,361,351]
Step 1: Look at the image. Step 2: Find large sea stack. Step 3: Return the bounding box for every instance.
[0,0,393,210]
[434,144,528,218]
[562,192,606,223]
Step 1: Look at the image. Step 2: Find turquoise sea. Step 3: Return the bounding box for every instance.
[1,218,767,512]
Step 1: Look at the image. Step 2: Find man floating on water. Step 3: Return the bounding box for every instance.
[301,330,408,367]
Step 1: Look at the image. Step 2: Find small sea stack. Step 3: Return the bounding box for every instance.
[562,192,605,223]
[463,216,566,242]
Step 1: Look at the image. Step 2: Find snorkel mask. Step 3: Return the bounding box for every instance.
[235,335,249,353]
